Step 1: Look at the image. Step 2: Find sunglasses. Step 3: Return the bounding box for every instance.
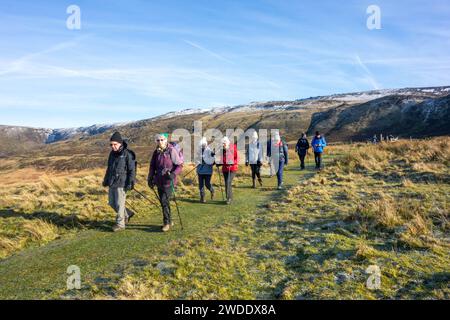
[156,139,166,142]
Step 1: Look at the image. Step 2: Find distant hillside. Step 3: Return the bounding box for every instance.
[307,94,450,141]
[0,125,52,157]
[1,86,449,159]
[0,123,123,157]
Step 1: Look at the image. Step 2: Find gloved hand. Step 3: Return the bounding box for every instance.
[125,182,134,191]
[166,171,175,181]
[147,178,154,188]
[102,180,108,187]
[257,160,262,166]
[245,161,249,167]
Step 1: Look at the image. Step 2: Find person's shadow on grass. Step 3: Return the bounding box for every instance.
[178,198,227,205]
[125,224,163,233]
[0,209,114,232]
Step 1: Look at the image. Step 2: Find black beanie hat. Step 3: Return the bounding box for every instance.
[110,131,123,144]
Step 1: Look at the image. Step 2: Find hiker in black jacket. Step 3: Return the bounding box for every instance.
[295,133,310,170]
[102,132,136,232]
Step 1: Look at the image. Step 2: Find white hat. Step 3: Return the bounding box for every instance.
[200,137,208,146]
[273,133,280,141]
[222,136,230,145]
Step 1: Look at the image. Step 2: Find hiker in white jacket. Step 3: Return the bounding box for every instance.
[246,131,263,188]
[195,137,216,203]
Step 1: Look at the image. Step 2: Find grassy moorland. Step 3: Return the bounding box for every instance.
[0,138,448,299]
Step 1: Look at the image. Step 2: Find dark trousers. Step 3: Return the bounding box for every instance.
[157,186,173,225]
[276,161,285,187]
[198,174,214,195]
[250,164,261,181]
[223,171,236,201]
[298,152,306,169]
[314,152,322,168]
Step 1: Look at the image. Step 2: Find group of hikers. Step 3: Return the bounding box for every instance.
[102,130,327,232]
[372,134,398,144]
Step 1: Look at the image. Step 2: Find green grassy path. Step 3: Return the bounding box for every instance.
[0,157,322,299]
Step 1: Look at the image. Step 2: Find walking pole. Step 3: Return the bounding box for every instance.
[128,194,157,216]
[134,188,160,207]
[170,179,184,230]
[216,165,225,201]
[226,170,231,203]
[181,164,199,179]
[130,187,154,208]
[150,185,161,203]
[132,193,153,209]
[125,200,139,215]
[134,187,157,206]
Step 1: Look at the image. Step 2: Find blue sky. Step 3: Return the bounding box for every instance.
[0,0,449,128]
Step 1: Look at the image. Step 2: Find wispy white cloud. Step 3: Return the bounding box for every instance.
[1,0,449,127]
[0,35,90,76]
[183,40,235,64]
[355,54,380,90]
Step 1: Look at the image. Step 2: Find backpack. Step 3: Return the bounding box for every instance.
[169,141,184,165]
[126,148,137,185]
[298,138,308,150]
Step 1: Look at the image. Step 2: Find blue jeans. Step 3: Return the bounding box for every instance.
[276,161,285,187]
[198,174,214,195]
[314,152,322,168]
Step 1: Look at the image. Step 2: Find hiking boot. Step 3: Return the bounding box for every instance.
[125,209,135,224]
[277,185,283,190]
[112,225,125,232]
[226,199,232,205]
[162,224,171,232]
[258,178,263,187]
[252,179,256,189]
[210,189,215,200]
[200,194,206,203]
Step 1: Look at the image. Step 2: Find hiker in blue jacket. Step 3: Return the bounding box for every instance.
[311,131,327,170]
[196,137,215,203]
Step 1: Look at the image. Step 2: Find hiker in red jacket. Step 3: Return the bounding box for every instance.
[216,136,238,205]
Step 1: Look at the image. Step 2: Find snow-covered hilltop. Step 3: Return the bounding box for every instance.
[0,123,124,145]
[1,85,449,146]
[45,123,126,143]
[152,86,450,121]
